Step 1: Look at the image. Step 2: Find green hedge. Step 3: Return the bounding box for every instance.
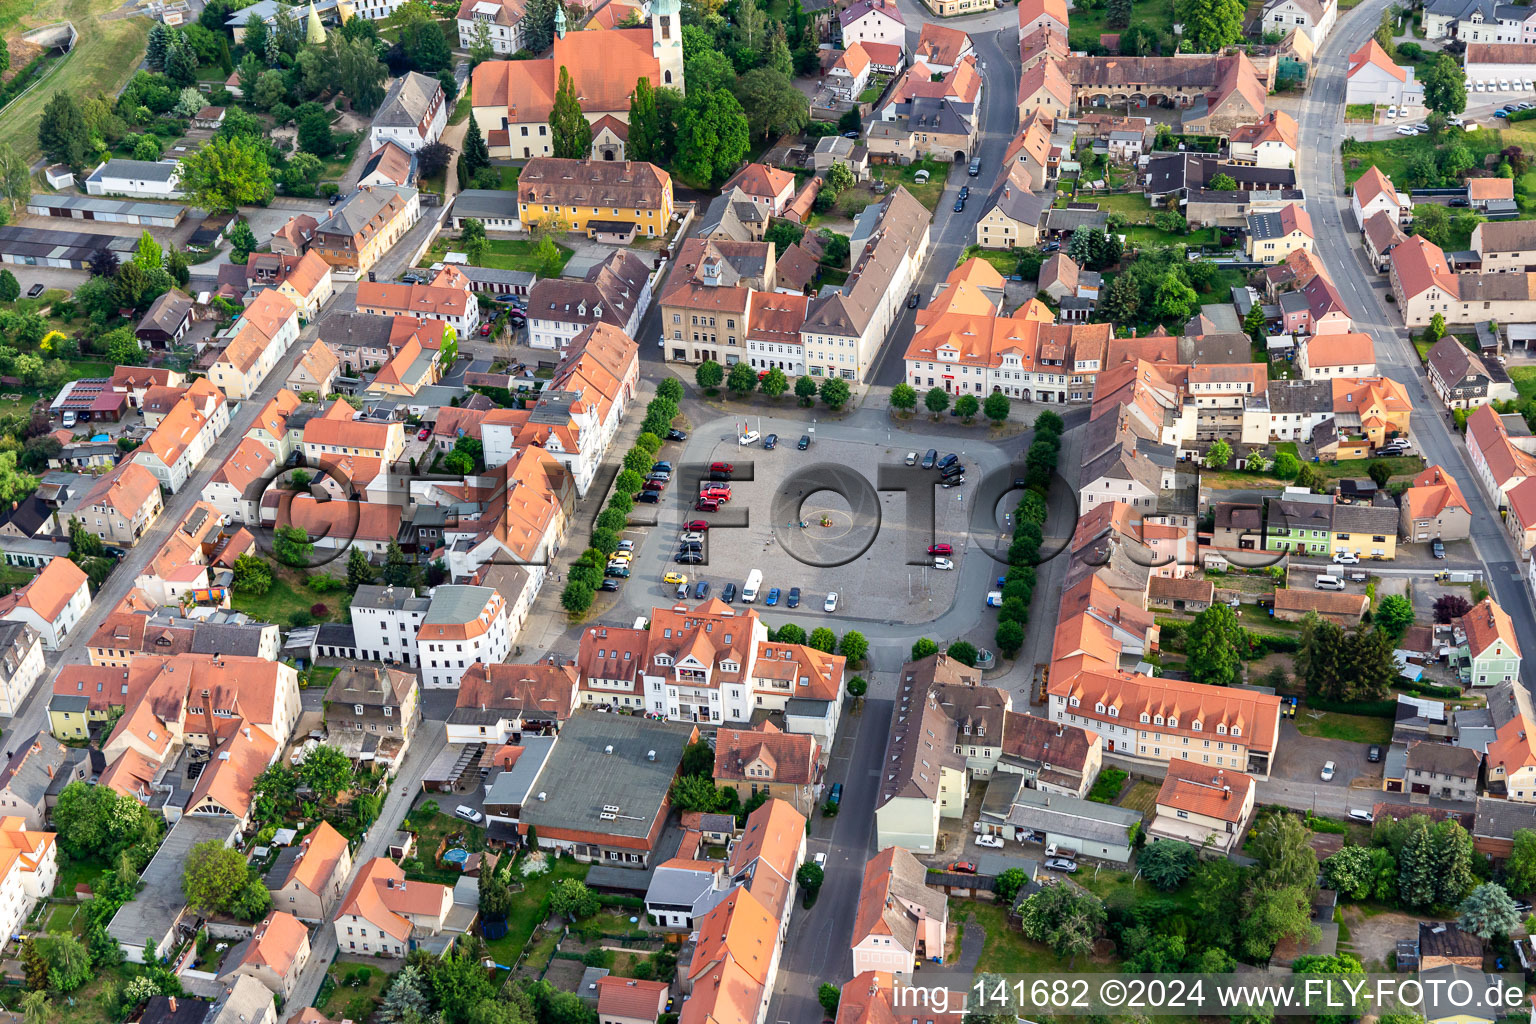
[1249,633,1300,655]
[1304,696,1396,718]
[1507,108,1536,122]
[1394,680,1461,699]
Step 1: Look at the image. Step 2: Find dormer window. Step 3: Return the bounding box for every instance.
[1232,727,1241,737]
[1140,713,1150,723]
[1068,697,1080,707]
[1108,707,1118,717]
[1192,720,1201,731]
[1095,702,1104,713]
[1168,717,1177,729]
[1216,724,1227,735]
[654,655,673,667]
[1154,715,1164,726]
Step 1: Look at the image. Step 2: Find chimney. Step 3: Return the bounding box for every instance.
[169,998,177,1013]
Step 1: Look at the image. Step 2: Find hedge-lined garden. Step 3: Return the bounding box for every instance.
[992,410,1064,658]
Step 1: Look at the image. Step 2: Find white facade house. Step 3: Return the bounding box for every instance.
[84,159,183,199]
[1351,165,1409,230]
[350,585,432,666]
[0,820,55,950]
[0,624,44,718]
[1345,38,1424,108]
[368,72,447,154]
[416,586,512,689]
[457,0,526,55]
[839,0,906,53]
[135,382,232,494]
[1465,43,1536,90]
[0,559,91,652]
[1261,0,1337,47]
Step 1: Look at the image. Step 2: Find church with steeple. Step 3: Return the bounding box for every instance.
[469,0,685,161]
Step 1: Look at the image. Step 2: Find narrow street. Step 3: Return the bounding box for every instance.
[1294,0,1536,685]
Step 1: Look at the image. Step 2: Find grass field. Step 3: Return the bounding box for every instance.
[1511,365,1536,399]
[0,0,150,162]
[1343,127,1506,187]
[229,564,345,626]
[484,857,590,970]
[869,158,949,211]
[1077,191,1221,247]
[319,962,390,1022]
[1296,710,1394,744]
[1065,3,1174,51]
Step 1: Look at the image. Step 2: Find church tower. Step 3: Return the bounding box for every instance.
[652,0,684,94]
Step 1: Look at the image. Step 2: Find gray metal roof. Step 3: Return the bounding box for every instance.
[520,712,695,839]
[1002,786,1141,845]
[353,583,431,613]
[375,72,441,129]
[452,189,522,220]
[484,734,557,805]
[26,194,186,220]
[108,816,240,950]
[422,585,495,626]
[89,159,179,184]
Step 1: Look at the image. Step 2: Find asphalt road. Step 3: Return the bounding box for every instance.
[1295,0,1536,687]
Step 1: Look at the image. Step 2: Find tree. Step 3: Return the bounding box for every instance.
[1175,0,1246,52]
[996,619,1024,657]
[38,92,89,169]
[1423,53,1468,115]
[273,525,313,566]
[912,638,939,660]
[1208,173,1239,191]
[947,640,978,667]
[675,89,750,185]
[165,30,197,85]
[1140,840,1197,890]
[808,627,837,653]
[889,383,918,413]
[561,580,594,614]
[549,878,599,921]
[33,935,90,994]
[1184,603,1245,686]
[1099,272,1141,325]
[232,553,273,595]
[734,69,808,141]
[796,861,824,897]
[1018,882,1105,964]
[1434,593,1472,623]
[820,377,851,410]
[147,21,170,71]
[628,77,661,163]
[1205,438,1232,470]
[179,135,274,214]
[1375,594,1415,641]
[825,161,855,196]
[695,360,724,390]
[461,116,491,179]
[757,367,788,399]
[0,271,17,304]
[19,991,46,1024]
[379,964,433,1024]
[415,141,453,182]
[549,65,593,159]
[669,774,725,812]
[1460,881,1520,939]
[954,394,980,421]
[838,630,868,662]
[925,387,950,417]
[794,375,817,405]
[983,392,1010,424]
[726,360,759,397]
[297,744,355,802]
[1250,813,1319,893]
[818,983,840,1017]
[1345,626,1397,702]
[993,867,1029,903]
[1152,273,1198,323]
[183,840,249,916]
[392,0,451,71]
[774,623,807,645]
[1241,883,1320,960]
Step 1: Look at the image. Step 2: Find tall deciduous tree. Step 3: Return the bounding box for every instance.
[734,68,808,141]
[628,77,661,162]
[178,134,274,213]
[549,65,592,159]
[38,92,89,169]
[332,34,390,113]
[1423,53,1468,115]
[183,840,250,915]
[1175,0,1246,52]
[675,89,749,185]
[1184,603,1245,686]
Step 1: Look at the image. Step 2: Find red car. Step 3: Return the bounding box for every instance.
[701,484,731,501]
[710,461,734,473]
[694,497,720,512]
[479,323,493,336]
[684,520,710,532]
[928,543,953,556]
[417,427,431,440]
[950,862,977,874]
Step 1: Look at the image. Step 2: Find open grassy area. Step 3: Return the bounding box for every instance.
[959,245,1021,276]
[1296,710,1395,744]
[450,91,472,125]
[1346,103,1377,121]
[422,236,572,275]
[1343,128,1506,187]
[0,0,150,162]
[229,564,345,627]
[1510,364,1536,399]
[1077,190,1220,247]
[484,856,590,969]
[319,962,390,1022]
[1065,2,1174,51]
[44,901,82,935]
[1314,454,1423,481]
[868,158,949,211]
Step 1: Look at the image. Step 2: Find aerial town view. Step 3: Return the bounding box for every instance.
[10,0,1536,1018]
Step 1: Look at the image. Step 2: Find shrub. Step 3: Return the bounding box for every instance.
[1087,766,1128,803]
[310,603,328,617]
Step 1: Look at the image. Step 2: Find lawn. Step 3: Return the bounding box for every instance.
[1314,455,1423,481]
[1342,129,1506,187]
[403,804,486,884]
[44,901,82,935]
[1346,104,1377,122]
[51,855,106,900]
[1295,710,1395,744]
[1080,191,1221,247]
[1510,364,1536,399]
[319,131,365,181]
[484,856,591,969]
[229,565,346,627]
[959,246,1022,276]
[421,236,572,275]
[319,962,390,1022]
[450,91,472,125]
[1064,2,1174,51]
[868,159,949,211]
[0,0,150,162]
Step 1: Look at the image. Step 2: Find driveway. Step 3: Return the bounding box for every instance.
[1268,719,1378,788]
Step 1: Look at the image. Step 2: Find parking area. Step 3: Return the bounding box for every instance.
[1269,719,1383,787]
[614,426,1012,625]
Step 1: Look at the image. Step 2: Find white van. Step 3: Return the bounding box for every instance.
[1314,575,1346,591]
[742,569,763,603]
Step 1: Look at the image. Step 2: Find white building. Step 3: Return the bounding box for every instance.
[202,437,277,526]
[416,586,512,689]
[457,0,526,55]
[0,818,56,950]
[1345,38,1424,108]
[84,159,183,199]
[0,623,44,718]
[839,0,906,54]
[134,380,232,494]
[351,584,432,666]
[1464,42,1536,91]
[369,72,447,154]
[1351,165,1410,231]
[1261,0,1337,47]
[0,559,91,651]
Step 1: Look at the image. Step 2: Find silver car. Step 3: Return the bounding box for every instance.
[1044,857,1078,873]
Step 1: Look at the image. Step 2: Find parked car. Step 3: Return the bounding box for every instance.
[953,199,965,213]
[1044,857,1079,873]
[652,461,673,473]
[695,497,720,512]
[927,543,953,556]
[417,427,431,440]
[1348,808,1374,823]
[739,431,760,445]
[722,582,737,602]
[937,453,959,470]
[675,552,702,564]
[765,587,780,606]
[710,461,733,474]
[940,477,965,488]
[824,592,839,612]
[975,835,1004,849]
[693,581,710,599]
[763,433,778,449]
[667,428,688,441]
[1432,540,1446,559]
[1332,551,1360,565]
[634,491,661,503]
[599,579,621,592]
[933,558,954,570]
[663,572,688,585]
[454,805,483,822]
[684,520,709,532]
[787,587,801,608]
[604,565,631,578]
[798,435,810,450]
[479,323,493,336]
[950,861,978,874]
[1367,745,1382,763]
[921,449,938,469]
[618,540,634,551]
[26,283,44,298]
[907,293,919,308]
[1395,126,1417,135]
[958,186,970,200]
[905,451,918,465]
[1321,761,1336,782]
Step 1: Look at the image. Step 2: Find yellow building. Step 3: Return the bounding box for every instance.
[1329,501,1399,560]
[1245,202,1315,264]
[517,158,674,239]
